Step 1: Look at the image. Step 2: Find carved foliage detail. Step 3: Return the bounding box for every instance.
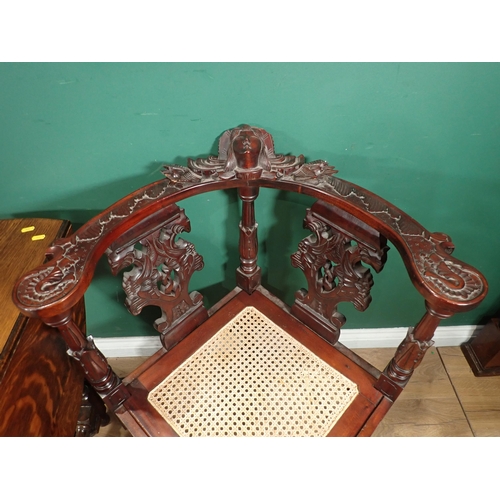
[16,182,175,309]
[291,209,387,333]
[321,176,485,303]
[107,209,204,336]
[161,125,337,186]
[385,328,435,384]
[63,329,129,408]
[15,125,484,320]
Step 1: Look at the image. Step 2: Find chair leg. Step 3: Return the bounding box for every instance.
[45,312,130,411]
[75,382,110,437]
[375,308,443,400]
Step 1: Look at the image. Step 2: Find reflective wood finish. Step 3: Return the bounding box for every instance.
[98,347,500,437]
[0,219,84,436]
[12,126,488,436]
[462,312,500,376]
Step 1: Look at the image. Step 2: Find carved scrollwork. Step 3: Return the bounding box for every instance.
[106,207,206,346]
[162,124,315,185]
[281,159,338,184]
[15,183,175,310]
[291,209,388,341]
[17,263,74,304]
[385,327,435,385]
[321,176,485,304]
[14,124,486,328]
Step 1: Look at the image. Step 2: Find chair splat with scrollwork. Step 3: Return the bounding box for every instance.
[13,125,487,436]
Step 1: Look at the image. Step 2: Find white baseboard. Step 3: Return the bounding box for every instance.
[93,325,480,358]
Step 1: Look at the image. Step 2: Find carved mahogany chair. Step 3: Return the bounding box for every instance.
[13,125,488,436]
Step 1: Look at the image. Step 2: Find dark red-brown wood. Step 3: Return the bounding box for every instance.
[0,219,84,436]
[13,130,487,323]
[117,288,387,437]
[291,200,388,345]
[75,382,110,436]
[11,126,489,437]
[462,310,500,376]
[107,203,208,350]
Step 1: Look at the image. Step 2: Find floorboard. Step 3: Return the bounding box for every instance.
[95,347,500,437]
[439,346,500,437]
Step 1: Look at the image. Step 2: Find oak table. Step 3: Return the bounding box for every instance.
[0,218,86,436]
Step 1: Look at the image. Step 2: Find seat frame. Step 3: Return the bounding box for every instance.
[13,125,488,436]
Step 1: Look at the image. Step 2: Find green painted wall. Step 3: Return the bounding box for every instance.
[1,63,499,336]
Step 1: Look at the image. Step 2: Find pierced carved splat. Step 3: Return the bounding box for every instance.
[320,176,485,305]
[106,204,207,350]
[10,125,489,437]
[15,182,176,312]
[291,201,388,345]
[15,126,486,319]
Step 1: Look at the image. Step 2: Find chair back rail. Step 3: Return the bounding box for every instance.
[12,125,488,410]
[13,168,487,321]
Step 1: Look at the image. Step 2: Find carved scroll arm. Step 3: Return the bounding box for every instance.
[265,174,488,317]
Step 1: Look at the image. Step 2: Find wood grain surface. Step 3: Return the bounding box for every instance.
[0,218,84,436]
[1,218,70,355]
[96,347,500,437]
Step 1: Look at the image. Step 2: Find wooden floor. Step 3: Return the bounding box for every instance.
[96,346,500,437]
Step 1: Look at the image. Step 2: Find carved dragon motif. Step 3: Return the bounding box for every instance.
[106,208,205,338]
[14,127,344,313]
[314,176,485,303]
[291,209,387,336]
[15,183,175,310]
[161,124,335,184]
[14,125,485,321]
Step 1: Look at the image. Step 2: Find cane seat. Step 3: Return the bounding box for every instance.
[13,125,488,436]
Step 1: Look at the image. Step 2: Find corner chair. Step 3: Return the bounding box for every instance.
[13,125,488,437]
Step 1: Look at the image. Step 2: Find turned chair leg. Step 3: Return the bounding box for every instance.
[75,382,110,437]
[375,306,448,400]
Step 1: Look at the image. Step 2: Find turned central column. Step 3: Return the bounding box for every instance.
[232,129,263,293]
[236,186,261,293]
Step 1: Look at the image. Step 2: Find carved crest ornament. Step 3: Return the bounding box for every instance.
[15,125,486,325]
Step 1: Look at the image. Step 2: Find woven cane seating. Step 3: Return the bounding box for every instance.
[13,125,488,437]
